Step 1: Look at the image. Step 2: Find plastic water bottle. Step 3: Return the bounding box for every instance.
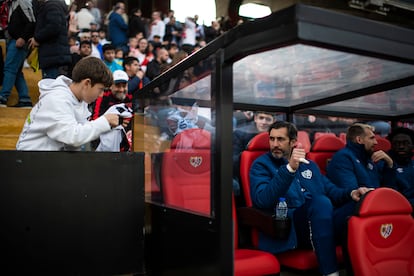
[275,197,288,220]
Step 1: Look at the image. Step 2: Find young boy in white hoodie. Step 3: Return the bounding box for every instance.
[16,57,120,151]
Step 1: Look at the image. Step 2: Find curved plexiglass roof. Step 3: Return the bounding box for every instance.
[233,44,414,118]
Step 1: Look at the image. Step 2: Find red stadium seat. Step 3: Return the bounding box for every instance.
[297,130,311,153]
[161,129,211,215]
[313,131,336,141]
[233,196,281,276]
[239,132,342,271]
[374,135,391,152]
[339,132,347,143]
[347,187,414,276]
[307,135,345,175]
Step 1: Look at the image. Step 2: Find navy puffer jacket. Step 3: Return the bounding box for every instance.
[34,0,71,70]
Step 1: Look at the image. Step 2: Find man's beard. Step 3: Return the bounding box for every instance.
[271,147,288,159]
[115,93,126,101]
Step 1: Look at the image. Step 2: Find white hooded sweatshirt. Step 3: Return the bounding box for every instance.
[16,76,111,151]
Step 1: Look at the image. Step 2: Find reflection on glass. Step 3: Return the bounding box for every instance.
[314,86,414,116]
[137,70,214,217]
[233,44,414,107]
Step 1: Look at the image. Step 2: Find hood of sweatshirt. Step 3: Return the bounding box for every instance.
[38,75,77,102]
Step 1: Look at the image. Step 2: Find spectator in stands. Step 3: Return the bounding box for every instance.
[67,2,79,37]
[68,40,92,78]
[102,44,123,72]
[0,0,36,108]
[89,21,98,32]
[89,69,132,151]
[146,47,169,81]
[98,28,110,45]
[76,4,95,32]
[166,43,179,64]
[90,69,130,119]
[148,11,165,42]
[127,37,139,58]
[123,56,149,99]
[181,17,197,54]
[68,35,79,54]
[136,38,151,73]
[114,48,124,66]
[29,0,72,79]
[86,0,102,30]
[249,121,373,276]
[149,35,162,53]
[194,14,205,42]
[163,9,174,24]
[233,111,275,197]
[90,30,103,59]
[128,8,146,38]
[16,57,119,151]
[204,20,222,43]
[386,127,414,214]
[78,31,91,42]
[327,123,396,193]
[108,1,128,54]
[164,16,182,46]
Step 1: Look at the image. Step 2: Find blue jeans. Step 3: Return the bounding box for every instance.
[0,39,31,103]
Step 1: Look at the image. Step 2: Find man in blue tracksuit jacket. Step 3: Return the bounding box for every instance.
[326,123,396,194]
[250,121,372,276]
[386,127,414,214]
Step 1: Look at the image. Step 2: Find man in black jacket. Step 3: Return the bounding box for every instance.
[28,0,71,79]
[0,0,35,107]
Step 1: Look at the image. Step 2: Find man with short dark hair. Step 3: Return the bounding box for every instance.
[102,43,123,72]
[145,47,169,80]
[68,40,92,78]
[233,111,275,197]
[327,123,396,193]
[123,56,149,99]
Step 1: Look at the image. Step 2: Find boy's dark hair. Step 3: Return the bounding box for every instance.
[102,43,115,53]
[80,40,92,47]
[268,121,298,140]
[71,57,113,87]
[123,56,139,69]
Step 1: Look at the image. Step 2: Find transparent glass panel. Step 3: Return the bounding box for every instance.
[233,44,414,112]
[310,85,414,117]
[133,58,214,217]
[294,114,358,142]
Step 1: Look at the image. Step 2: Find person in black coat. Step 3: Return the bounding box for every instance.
[128,8,146,38]
[29,0,71,79]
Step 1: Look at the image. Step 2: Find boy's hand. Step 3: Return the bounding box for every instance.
[104,114,120,128]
